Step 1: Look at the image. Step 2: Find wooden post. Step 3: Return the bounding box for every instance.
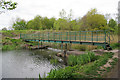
[63,43,67,65]
[64,43,67,58]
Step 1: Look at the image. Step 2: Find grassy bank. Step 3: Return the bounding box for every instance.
[2,37,39,51]
[46,52,118,78]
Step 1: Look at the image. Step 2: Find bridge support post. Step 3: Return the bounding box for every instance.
[61,43,63,52]
[41,42,42,47]
[63,43,67,65]
[64,43,67,58]
[38,41,39,48]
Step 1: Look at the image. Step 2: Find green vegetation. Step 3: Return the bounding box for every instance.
[2,36,38,51]
[47,52,116,78]
[110,43,120,49]
[4,8,117,35]
[2,37,23,50]
[50,59,59,65]
[0,0,17,10]
[68,52,98,66]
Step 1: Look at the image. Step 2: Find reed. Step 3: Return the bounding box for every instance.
[67,51,98,66]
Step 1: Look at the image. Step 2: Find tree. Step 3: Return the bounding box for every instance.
[49,17,56,29]
[59,9,67,19]
[0,0,17,14]
[108,19,118,33]
[80,9,107,30]
[26,16,56,30]
[54,18,69,30]
[0,0,17,10]
[69,20,77,31]
[108,19,117,28]
[68,9,73,21]
[12,18,27,30]
[26,15,43,30]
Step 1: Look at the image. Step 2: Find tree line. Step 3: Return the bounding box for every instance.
[3,9,118,34]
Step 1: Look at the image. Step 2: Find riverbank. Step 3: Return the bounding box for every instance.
[46,51,119,78]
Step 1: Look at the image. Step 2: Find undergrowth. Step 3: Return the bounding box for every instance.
[67,52,99,66]
[46,52,115,78]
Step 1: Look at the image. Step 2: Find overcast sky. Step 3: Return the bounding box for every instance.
[0,0,119,30]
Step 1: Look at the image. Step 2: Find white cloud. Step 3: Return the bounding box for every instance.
[0,0,119,29]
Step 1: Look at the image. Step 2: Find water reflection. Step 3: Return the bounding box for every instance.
[2,50,61,78]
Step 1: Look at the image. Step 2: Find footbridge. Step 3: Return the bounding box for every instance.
[20,30,112,50]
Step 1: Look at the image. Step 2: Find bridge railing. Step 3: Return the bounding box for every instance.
[20,30,110,43]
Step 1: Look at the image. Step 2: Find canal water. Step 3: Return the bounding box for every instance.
[1,49,62,78]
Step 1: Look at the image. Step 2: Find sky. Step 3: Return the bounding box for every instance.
[0,0,119,30]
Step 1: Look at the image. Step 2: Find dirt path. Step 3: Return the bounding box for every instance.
[99,49,119,78]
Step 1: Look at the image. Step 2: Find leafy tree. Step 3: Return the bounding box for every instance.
[78,15,88,31]
[49,17,56,29]
[54,18,69,30]
[0,0,17,14]
[108,19,118,34]
[69,20,77,31]
[41,17,53,29]
[108,19,117,29]
[80,9,107,30]
[26,15,43,30]
[12,18,27,30]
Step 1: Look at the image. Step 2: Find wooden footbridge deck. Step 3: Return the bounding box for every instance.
[20,30,112,50]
